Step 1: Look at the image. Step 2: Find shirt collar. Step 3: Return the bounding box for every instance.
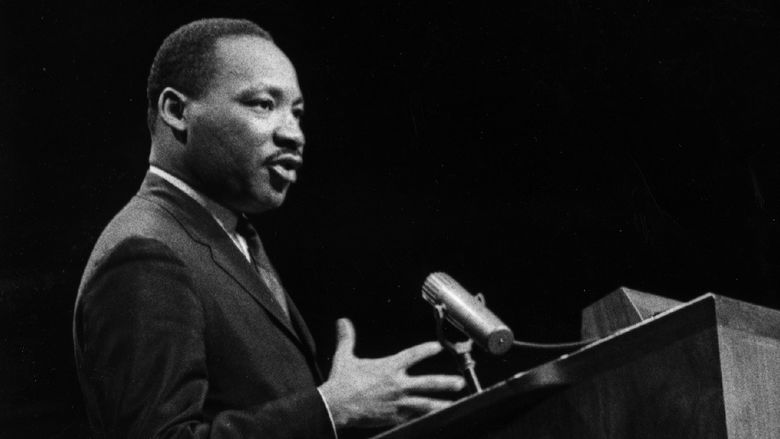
[149,165,240,235]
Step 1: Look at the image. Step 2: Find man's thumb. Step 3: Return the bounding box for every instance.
[334,317,356,358]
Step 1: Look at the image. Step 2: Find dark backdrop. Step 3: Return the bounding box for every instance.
[2,1,779,437]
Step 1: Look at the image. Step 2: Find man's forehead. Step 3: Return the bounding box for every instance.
[211,35,299,88]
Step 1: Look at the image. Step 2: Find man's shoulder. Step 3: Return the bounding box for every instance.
[82,191,198,277]
[103,193,185,248]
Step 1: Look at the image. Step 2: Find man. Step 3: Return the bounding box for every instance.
[73,18,464,438]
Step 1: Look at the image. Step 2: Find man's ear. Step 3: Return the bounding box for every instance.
[158,87,190,132]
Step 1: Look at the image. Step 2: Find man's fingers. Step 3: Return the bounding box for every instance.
[333,318,356,359]
[390,341,442,368]
[403,375,466,393]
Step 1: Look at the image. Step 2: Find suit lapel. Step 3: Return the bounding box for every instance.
[207,234,326,379]
[137,173,303,345]
[208,238,299,337]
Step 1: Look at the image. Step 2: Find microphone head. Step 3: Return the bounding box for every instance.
[422,272,514,355]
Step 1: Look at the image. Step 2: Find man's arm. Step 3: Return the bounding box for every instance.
[75,237,333,439]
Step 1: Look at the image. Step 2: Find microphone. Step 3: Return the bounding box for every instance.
[422,272,514,355]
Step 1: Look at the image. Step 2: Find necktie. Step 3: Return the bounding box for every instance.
[236,217,291,320]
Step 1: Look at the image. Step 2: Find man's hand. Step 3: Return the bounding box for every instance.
[318,318,466,429]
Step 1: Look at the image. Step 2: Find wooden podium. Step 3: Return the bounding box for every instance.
[373,289,780,439]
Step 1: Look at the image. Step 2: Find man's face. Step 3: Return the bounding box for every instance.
[184,36,305,213]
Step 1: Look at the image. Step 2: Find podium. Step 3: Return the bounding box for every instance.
[373,289,780,439]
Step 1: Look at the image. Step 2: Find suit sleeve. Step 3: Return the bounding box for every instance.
[75,237,334,439]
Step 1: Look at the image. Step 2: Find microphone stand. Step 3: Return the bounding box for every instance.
[433,304,483,394]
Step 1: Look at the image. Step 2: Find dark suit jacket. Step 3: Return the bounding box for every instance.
[73,172,334,438]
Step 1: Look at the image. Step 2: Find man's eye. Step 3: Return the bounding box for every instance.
[247,98,275,110]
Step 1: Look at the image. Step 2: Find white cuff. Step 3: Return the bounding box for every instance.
[316,387,339,438]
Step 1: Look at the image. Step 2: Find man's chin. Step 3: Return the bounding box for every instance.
[241,191,287,214]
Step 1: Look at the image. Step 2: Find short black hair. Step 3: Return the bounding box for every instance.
[146,18,273,131]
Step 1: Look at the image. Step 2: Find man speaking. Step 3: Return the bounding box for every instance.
[73,18,464,438]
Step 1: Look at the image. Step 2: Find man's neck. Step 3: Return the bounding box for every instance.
[149,165,241,235]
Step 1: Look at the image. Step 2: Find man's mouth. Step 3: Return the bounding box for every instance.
[269,164,297,183]
[268,154,303,184]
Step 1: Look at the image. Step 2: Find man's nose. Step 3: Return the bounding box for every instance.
[274,113,305,152]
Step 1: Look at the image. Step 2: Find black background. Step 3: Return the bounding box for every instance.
[2,0,780,437]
